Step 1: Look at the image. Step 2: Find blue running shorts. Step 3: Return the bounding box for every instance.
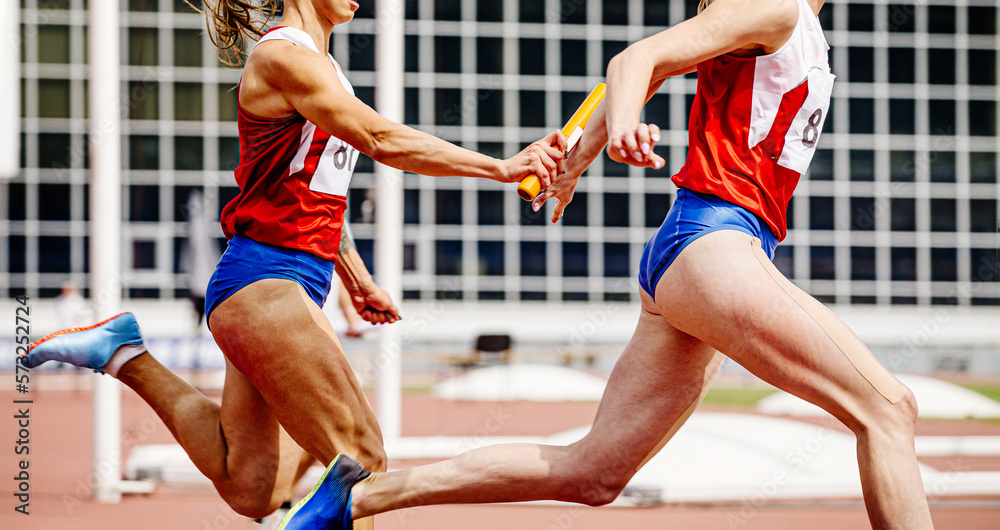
[205,235,335,327]
[639,188,779,300]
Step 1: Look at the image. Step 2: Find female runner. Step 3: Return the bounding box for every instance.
[21,0,565,528]
[275,0,934,528]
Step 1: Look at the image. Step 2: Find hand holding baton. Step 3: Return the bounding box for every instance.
[516,83,607,201]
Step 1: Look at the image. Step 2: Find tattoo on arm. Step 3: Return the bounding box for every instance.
[339,225,355,255]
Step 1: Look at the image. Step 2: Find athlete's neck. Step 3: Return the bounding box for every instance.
[276,8,333,54]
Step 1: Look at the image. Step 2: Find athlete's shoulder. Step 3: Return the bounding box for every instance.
[246,42,344,108]
[754,0,799,37]
[248,39,323,79]
[698,0,798,48]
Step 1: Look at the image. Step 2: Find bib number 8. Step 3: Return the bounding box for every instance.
[801,109,823,148]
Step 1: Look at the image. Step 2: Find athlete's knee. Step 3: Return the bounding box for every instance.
[565,472,630,507]
[348,432,388,473]
[217,462,291,518]
[885,385,919,432]
[222,485,281,519]
[555,445,632,507]
[359,445,388,473]
[853,384,918,441]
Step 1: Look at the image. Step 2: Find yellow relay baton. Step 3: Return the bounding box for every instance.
[516,83,606,201]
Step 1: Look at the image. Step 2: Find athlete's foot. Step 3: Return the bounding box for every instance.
[20,312,146,377]
[278,455,371,530]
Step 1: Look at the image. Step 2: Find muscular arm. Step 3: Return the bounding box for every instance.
[335,226,400,325]
[605,0,798,161]
[243,45,565,186]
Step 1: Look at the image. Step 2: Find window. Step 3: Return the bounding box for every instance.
[174,29,203,67]
[971,249,1000,283]
[603,193,630,227]
[969,101,996,137]
[644,194,670,227]
[970,200,997,233]
[929,199,956,232]
[130,186,160,222]
[850,197,876,231]
[519,91,545,127]
[519,0,543,22]
[435,240,462,275]
[929,152,955,183]
[604,243,630,277]
[889,99,915,135]
[970,152,996,184]
[560,40,587,76]
[38,133,71,169]
[129,136,160,170]
[477,191,504,225]
[810,246,836,280]
[38,184,71,221]
[603,0,628,25]
[886,5,915,33]
[848,47,874,82]
[967,7,996,35]
[927,49,955,85]
[174,137,204,171]
[477,38,502,74]
[562,242,588,277]
[435,190,462,225]
[519,39,545,76]
[851,150,875,181]
[39,237,71,273]
[561,192,588,226]
[133,241,157,270]
[926,6,955,34]
[810,150,834,180]
[478,241,504,276]
[891,248,917,281]
[890,198,915,232]
[968,50,996,86]
[810,196,835,230]
[38,26,70,64]
[434,36,461,73]
[37,80,70,118]
[851,247,877,280]
[435,0,461,21]
[930,248,957,282]
[129,82,160,120]
[888,48,914,84]
[174,83,203,121]
[477,89,503,127]
[889,151,915,182]
[128,28,158,66]
[849,98,874,134]
[929,100,955,135]
[520,242,546,276]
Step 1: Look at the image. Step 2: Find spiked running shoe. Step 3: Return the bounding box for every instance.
[21,312,144,373]
[277,455,370,530]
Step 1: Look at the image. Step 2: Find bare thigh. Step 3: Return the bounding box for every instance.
[655,229,907,430]
[210,278,385,470]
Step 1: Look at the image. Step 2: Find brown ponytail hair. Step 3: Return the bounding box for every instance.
[697,0,713,13]
[189,0,281,66]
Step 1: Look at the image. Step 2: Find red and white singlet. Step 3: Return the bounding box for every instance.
[671,0,835,241]
[220,26,360,262]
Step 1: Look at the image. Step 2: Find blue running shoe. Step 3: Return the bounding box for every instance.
[278,455,370,530]
[21,312,144,373]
